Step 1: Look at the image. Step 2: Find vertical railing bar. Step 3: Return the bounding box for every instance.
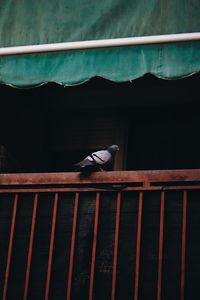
[45,193,59,300]
[2,193,18,300]
[66,192,79,300]
[23,193,38,300]
[134,191,143,300]
[111,192,121,300]
[89,192,100,300]
[157,191,165,300]
[180,191,187,300]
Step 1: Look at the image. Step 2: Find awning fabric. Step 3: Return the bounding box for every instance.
[0,0,199,87]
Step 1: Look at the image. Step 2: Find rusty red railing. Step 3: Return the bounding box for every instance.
[0,170,200,300]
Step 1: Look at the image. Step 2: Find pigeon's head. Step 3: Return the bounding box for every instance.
[107,145,119,154]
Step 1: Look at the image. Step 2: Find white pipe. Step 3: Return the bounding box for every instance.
[0,32,199,56]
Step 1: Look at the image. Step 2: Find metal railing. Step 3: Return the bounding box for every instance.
[0,170,200,300]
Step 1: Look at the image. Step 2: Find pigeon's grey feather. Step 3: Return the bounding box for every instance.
[74,145,119,172]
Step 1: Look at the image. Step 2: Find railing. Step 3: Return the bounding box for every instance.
[0,170,200,300]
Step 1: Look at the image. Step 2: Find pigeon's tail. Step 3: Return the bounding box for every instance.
[74,162,84,172]
[74,160,100,173]
[74,157,94,171]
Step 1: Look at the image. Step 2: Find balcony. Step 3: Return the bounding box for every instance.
[0,169,200,299]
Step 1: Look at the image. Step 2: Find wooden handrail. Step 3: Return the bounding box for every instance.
[0,169,200,186]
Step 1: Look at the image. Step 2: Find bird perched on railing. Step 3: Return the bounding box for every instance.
[74,145,119,172]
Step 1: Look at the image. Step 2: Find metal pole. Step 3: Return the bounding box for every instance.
[0,32,199,56]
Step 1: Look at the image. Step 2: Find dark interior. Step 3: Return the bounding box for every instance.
[0,72,199,173]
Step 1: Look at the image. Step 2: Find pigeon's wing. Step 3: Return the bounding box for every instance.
[74,149,112,171]
[91,150,111,165]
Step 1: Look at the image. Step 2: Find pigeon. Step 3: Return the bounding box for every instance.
[74,145,119,172]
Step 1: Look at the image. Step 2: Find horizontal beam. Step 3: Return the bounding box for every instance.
[0,169,200,186]
[0,32,200,56]
[1,186,200,194]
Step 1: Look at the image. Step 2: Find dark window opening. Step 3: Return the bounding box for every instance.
[0,73,199,173]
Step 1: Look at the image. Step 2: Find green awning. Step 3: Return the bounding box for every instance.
[0,0,200,87]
